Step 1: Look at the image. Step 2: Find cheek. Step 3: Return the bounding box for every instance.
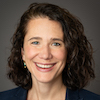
[53,49,67,61]
[24,46,37,59]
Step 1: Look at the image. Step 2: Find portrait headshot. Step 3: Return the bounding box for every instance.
[0,0,100,100]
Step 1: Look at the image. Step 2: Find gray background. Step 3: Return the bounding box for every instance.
[0,0,100,95]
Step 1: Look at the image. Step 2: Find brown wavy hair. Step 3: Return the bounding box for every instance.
[7,2,95,90]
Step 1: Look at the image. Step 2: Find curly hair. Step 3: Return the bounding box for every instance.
[7,2,95,90]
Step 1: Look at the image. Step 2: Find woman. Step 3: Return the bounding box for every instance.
[0,2,100,100]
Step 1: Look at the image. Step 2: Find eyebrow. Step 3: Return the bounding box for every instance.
[51,38,64,42]
[28,37,63,42]
[28,37,42,41]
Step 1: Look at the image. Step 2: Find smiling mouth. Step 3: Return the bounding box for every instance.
[36,63,55,68]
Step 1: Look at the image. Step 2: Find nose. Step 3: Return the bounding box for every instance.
[38,45,53,60]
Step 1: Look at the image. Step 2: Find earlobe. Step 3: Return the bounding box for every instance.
[21,48,25,61]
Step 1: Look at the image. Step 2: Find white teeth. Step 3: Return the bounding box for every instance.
[36,63,54,68]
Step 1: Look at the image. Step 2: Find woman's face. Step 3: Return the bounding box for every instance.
[22,17,67,83]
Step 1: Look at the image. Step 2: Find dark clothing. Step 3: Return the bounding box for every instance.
[0,87,100,100]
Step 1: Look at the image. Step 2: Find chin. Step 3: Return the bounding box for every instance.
[32,73,56,84]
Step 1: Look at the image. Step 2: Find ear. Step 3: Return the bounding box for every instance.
[21,48,25,61]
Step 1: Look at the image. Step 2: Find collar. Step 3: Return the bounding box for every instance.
[67,88,84,100]
[13,87,27,100]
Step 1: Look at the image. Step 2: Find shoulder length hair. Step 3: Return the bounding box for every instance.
[7,2,95,90]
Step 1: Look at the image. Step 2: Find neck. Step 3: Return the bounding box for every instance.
[27,75,66,100]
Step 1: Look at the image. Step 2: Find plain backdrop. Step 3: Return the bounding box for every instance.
[0,0,100,95]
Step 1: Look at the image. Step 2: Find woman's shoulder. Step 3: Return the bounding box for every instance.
[0,87,27,100]
[67,88,100,100]
[0,87,24,96]
[79,89,100,100]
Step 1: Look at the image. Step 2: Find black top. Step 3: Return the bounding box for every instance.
[0,87,100,100]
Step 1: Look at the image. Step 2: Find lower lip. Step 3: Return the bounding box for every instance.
[35,63,55,72]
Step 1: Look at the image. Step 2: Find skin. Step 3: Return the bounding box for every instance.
[21,17,67,100]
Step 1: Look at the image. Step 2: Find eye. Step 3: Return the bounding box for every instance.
[52,42,60,46]
[31,41,39,45]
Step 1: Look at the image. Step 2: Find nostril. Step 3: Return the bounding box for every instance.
[38,52,52,60]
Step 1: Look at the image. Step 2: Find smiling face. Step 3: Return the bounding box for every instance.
[21,17,67,84]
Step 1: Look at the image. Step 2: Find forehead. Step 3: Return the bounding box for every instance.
[27,17,62,30]
[25,17,64,39]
